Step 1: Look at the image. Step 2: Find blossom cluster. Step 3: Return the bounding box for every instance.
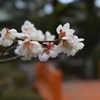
[0,20,84,61]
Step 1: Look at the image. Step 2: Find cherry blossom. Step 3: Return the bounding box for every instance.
[21,20,45,41]
[0,28,18,47]
[0,20,85,62]
[57,35,84,56]
[14,40,42,60]
[21,20,37,40]
[38,43,58,61]
[56,23,75,37]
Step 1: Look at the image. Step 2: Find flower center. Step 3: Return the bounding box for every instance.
[59,29,66,37]
[24,41,34,51]
[61,39,69,48]
[43,43,54,54]
[5,28,14,40]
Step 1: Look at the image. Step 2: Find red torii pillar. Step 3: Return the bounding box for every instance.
[33,62,63,100]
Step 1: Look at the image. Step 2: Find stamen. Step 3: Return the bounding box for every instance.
[59,29,66,37]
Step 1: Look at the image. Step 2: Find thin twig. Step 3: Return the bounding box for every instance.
[15,38,59,43]
[0,56,20,63]
[6,45,17,52]
[0,45,17,58]
[0,47,8,58]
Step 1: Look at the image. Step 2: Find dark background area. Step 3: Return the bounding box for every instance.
[0,0,100,99]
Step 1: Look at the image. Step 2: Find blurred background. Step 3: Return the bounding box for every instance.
[0,0,100,99]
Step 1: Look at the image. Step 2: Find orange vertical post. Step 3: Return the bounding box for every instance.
[52,71,63,100]
[33,62,63,100]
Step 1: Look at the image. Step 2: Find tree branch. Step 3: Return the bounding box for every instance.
[0,47,9,58]
[0,56,20,63]
[16,38,59,42]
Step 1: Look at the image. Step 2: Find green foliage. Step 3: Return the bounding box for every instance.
[0,62,43,100]
[1,89,43,100]
[11,70,27,87]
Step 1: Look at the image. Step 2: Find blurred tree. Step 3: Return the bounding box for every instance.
[0,62,43,100]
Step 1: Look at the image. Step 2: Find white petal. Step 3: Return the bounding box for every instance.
[78,43,84,50]
[49,50,58,58]
[14,48,19,55]
[21,56,32,61]
[63,23,70,30]
[16,33,29,39]
[0,38,2,45]
[70,29,75,34]
[1,28,6,38]
[79,38,84,41]
[45,31,55,41]
[18,40,24,45]
[2,39,13,47]
[38,53,49,61]
[45,31,50,37]
[62,36,71,40]
[56,25,62,34]
[9,29,17,33]
[73,35,78,39]
[55,46,63,53]
[36,30,45,41]
[51,35,55,40]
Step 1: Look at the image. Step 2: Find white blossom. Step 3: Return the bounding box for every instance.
[0,21,85,62]
[57,35,84,56]
[45,31,55,41]
[56,23,75,37]
[38,43,58,61]
[21,20,37,40]
[21,20,45,41]
[0,28,18,47]
[14,39,42,60]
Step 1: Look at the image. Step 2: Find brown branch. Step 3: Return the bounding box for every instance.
[0,56,20,63]
[0,47,9,58]
[0,46,17,58]
[15,38,60,44]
